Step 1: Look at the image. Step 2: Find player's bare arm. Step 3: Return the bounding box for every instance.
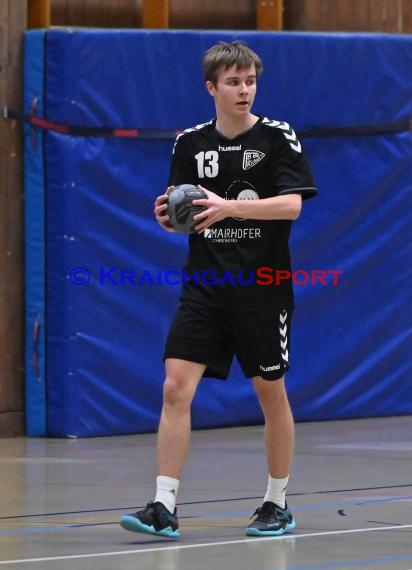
[193,188,302,232]
[229,193,302,221]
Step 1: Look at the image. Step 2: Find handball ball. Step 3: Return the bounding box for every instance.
[166,184,208,233]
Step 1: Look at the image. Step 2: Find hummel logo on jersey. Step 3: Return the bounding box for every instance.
[243,150,265,170]
[219,144,242,151]
[276,122,302,153]
[262,118,302,153]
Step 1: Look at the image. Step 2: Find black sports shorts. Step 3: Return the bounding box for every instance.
[163,300,293,381]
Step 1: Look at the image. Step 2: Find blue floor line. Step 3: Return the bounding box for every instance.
[0,494,410,536]
[1,483,411,521]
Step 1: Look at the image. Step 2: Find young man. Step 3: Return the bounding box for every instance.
[120,41,316,538]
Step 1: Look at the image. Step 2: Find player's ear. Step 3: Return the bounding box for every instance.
[206,80,215,96]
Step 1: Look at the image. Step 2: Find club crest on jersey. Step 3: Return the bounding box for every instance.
[243,150,265,170]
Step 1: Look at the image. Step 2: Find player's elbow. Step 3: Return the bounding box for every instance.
[287,194,302,220]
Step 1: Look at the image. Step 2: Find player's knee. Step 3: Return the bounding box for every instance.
[163,374,194,408]
[254,376,288,406]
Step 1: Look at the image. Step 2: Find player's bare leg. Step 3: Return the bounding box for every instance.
[252,375,294,477]
[245,376,296,536]
[120,358,204,538]
[157,358,205,478]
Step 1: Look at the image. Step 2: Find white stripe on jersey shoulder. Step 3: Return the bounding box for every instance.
[262,117,302,153]
[172,120,213,153]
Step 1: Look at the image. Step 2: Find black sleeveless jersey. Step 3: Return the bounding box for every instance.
[168,116,317,309]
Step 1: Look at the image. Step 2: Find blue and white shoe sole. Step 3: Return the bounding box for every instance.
[120,515,180,538]
[245,518,296,537]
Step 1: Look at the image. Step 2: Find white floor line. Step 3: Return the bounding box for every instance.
[0,524,411,566]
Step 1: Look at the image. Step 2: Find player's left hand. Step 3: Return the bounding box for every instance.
[192,186,231,232]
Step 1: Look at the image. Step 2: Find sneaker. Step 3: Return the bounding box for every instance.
[245,501,296,537]
[120,501,180,538]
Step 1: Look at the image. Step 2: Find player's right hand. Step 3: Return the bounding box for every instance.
[154,187,175,232]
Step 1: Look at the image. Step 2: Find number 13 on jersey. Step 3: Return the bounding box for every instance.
[195,151,219,178]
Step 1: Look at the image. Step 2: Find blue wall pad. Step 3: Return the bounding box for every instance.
[24,30,47,436]
[24,29,412,437]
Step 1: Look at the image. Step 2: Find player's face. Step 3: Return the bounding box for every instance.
[207,65,257,119]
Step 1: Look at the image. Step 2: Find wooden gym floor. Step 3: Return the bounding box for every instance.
[0,416,411,569]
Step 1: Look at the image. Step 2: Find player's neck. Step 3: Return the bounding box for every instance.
[215,113,259,140]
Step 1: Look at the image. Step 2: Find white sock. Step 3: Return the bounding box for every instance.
[263,475,289,508]
[154,476,179,513]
